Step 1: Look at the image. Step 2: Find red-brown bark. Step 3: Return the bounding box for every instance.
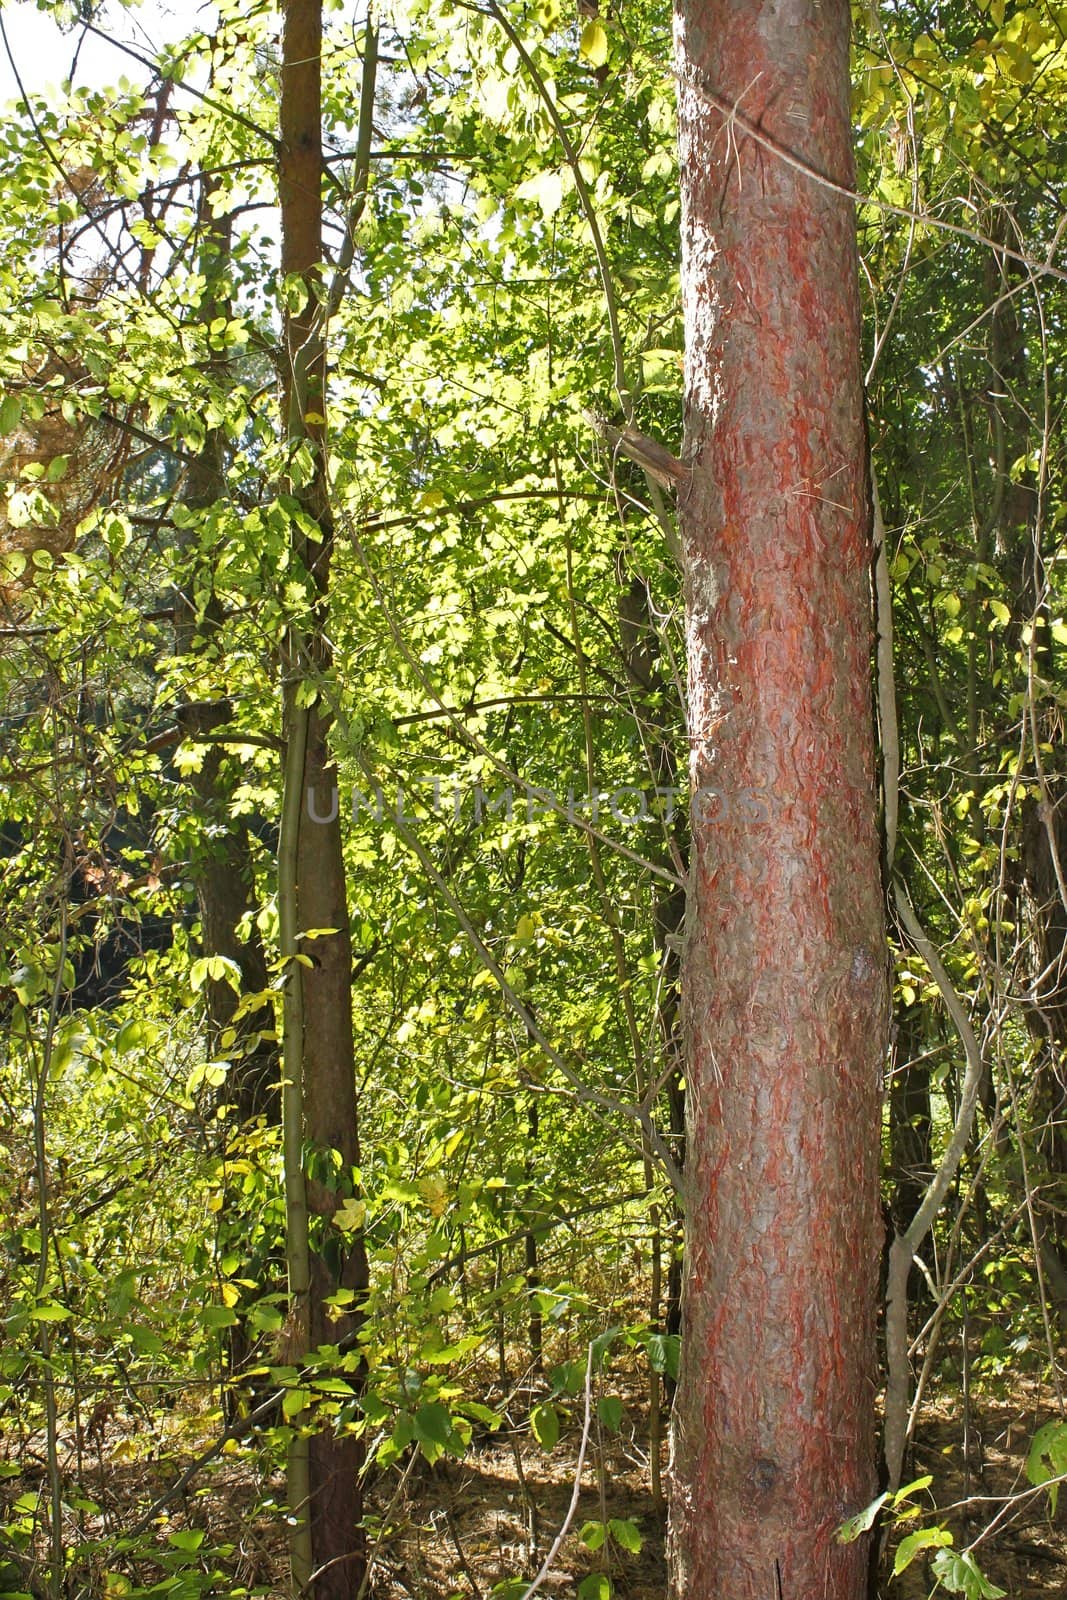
[668,1,888,1594]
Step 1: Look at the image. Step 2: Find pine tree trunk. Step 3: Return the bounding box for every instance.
[668,1,888,1593]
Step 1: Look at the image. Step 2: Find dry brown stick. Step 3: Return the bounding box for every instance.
[582,411,690,493]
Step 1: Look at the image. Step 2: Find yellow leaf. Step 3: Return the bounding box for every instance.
[996,43,1034,82]
[334,1198,366,1232]
[419,1175,449,1218]
[579,19,608,68]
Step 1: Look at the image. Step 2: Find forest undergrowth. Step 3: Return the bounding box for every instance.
[3,1298,1066,1599]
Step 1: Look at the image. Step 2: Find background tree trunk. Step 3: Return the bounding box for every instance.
[668,1,888,1594]
[177,188,277,1131]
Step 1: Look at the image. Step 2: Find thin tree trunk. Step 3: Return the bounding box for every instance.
[889,1005,933,1243]
[177,187,277,1130]
[279,4,369,1594]
[668,1,888,1593]
[175,187,280,1407]
[524,1093,543,1373]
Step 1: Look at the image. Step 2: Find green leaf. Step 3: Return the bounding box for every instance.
[381,1178,421,1205]
[0,549,27,582]
[166,1530,206,1553]
[547,1357,585,1395]
[996,42,1034,84]
[48,1025,85,1080]
[0,394,22,432]
[1026,1419,1067,1513]
[892,1475,933,1505]
[608,1517,642,1553]
[115,1018,160,1053]
[530,1402,560,1451]
[199,1305,239,1329]
[591,1326,621,1367]
[248,1301,285,1333]
[314,1378,357,1397]
[579,19,609,67]
[597,1394,624,1432]
[413,1401,453,1448]
[406,1401,460,1465]
[461,1402,501,1431]
[835,1493,886,1542]
[645,1332,679,1380]
[579,1520,607,1552]
[893,1527,953,1576]
[30,1301,72,1322]
[930,1549,1006,1598]
[128,1324,165,1355]
[189,955,242,992]
[281,1386,313,1420]
[13,962,47,1004]
[577,1577,610,1600]
[282,275,309,314]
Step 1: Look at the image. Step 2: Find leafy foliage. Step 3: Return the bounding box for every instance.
[1,0,1067,1593]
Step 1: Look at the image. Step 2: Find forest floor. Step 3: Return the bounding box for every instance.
[886,1378,1067,1600]
[356,1377,1067,1600]
[4,1371,1067,1598]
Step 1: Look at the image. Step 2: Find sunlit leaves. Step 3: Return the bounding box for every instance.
[579,19,609,69]
[891,1525,953,1575]
[513,167,565,218]
[1026,1419,1067,1514]
[579,1518,642,1554]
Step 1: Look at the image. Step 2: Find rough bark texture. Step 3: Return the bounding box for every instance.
[668,1,888,1594]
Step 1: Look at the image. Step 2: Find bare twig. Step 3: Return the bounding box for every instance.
[517,1343,595,1600]
[884,884,987,1490]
